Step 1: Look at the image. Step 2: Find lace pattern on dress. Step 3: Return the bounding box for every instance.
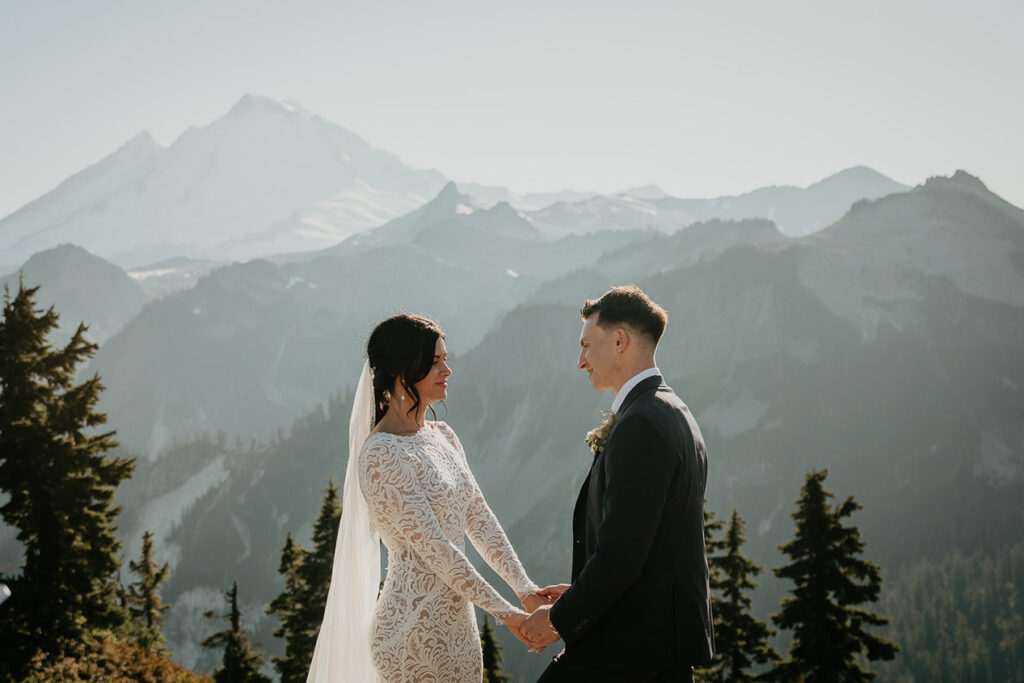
[358,422,537,682]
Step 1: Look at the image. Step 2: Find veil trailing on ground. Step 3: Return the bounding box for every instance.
[307,360,380,682]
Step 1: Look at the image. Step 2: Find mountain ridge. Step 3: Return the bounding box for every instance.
[0,94,447,271]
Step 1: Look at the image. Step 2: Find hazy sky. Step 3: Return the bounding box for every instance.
[1,0,1021,219]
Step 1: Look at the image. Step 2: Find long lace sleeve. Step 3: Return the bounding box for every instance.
[359,437,522,620]
[440,424,540,598]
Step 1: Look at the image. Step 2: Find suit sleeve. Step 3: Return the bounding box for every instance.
[549,413,677,644]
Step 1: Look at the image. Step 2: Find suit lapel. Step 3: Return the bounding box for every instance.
[616,374,664,417]
[571,374,663,579]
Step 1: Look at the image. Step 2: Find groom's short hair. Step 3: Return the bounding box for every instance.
[581,285,668,345]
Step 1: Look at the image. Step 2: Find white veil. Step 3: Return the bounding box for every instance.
[307,360,380,682]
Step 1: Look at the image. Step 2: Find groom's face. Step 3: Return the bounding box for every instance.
[578,315,616,392]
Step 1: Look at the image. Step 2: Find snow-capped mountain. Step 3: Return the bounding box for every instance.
[527,166,909,238]
[0,90,909,276]
[0,95,447,271]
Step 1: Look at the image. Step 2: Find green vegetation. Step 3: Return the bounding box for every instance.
[203,580,271,683]
[770,470,897,681]
[267,479,342,682]
[0,281,135,678]
[699,509,778,682]
[877,542,1024,682]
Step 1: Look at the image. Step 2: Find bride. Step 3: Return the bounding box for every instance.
[307,313,548,682]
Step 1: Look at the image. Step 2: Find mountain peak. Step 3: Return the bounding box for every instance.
[921,170,991,197]
[122,130,165,153]
[617,183,671,200]
[19,242,95,269]
[417,181,470,214]
[438,180,461,200]
[950,169,989,191]
[227,94,305,119]
[483,200,526,222]
[808,166,905,193]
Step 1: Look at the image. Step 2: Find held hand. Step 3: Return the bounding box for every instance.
[536,583,571,601]
[502,612,532,649]
[520,605,561,654]
[521,591,555,613]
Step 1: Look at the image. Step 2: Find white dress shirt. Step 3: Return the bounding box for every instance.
[611,367,661,415]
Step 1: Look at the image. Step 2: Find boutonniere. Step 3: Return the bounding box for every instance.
[584,410,617,455]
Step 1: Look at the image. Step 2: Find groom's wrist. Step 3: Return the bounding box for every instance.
[546,609,560,638]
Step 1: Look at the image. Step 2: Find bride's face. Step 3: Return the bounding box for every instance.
[412,337,451,405]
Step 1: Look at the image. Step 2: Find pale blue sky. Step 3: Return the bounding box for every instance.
[1,0,1021,218]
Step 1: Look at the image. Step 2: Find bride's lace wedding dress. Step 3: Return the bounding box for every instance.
[359,421,538,682]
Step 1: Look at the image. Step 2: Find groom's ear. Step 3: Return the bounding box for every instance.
[613,327,628,352]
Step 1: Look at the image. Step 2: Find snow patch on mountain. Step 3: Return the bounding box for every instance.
[699,393,771,439]
[124,454,229,569]
[975,431,1023,483]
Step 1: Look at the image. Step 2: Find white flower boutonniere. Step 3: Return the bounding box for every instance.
[584,410,617,455]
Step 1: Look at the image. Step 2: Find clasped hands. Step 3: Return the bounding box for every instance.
[503,584,570,654]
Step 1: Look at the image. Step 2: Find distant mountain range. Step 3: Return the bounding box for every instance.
[80,181,792,458]
[0,94,907,275]
[3,93,1017,679]
[84,170,1024,679]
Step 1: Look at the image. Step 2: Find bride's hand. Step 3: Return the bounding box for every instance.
[502,612,532,648]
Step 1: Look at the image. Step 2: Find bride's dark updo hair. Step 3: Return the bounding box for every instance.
[367,313,445,425]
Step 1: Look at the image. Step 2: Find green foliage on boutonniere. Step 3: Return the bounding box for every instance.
[584,410,617,455]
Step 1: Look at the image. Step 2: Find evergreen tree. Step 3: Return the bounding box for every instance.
[695,505,728,682]
[266,479,341,682]
[301,477,342,630]
[480,615,511,683]
[267,532,311,683]
[0,280,135,676]
[770,470,898,682]
[712,510,778,682]
[124,529,172,650]
[203,581,271,683]
[704,503,728,593]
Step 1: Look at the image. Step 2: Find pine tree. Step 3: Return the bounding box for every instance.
[712,509,778,682]
[267,532,311,683]
[0,280,135,675]
[480,615,511,683]
[770,470,898,682]
[123,529,172,650]
[203,580,271,683]
[300,478,342,632]
[695,504,728,682]
[704,504,728,594]
[266,479,341,682]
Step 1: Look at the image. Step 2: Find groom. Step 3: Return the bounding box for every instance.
[522,285,714,682]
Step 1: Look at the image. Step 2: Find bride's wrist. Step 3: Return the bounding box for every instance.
[518,585,540,601]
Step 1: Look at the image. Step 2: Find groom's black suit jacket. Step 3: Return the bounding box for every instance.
[548,374,714,673]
